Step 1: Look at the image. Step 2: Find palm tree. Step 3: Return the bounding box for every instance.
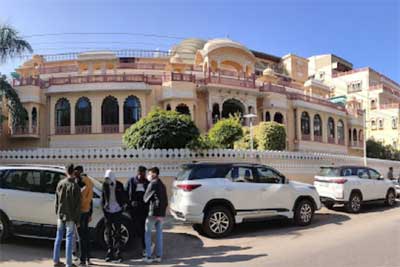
[0,24,33,127]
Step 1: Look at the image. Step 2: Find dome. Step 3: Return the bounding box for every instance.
[263,67,275,76]
[199,38,255,59]
[170,38,206,64]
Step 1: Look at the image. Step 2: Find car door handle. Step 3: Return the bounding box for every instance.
[224,187,233,192]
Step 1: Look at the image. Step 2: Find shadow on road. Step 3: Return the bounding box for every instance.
[330,201,398,214]
[0,231,267,267]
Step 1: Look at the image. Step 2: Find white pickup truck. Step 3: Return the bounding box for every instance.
[314,165,397,213]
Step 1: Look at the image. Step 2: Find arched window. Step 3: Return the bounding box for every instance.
[348,128,352,144]
[301,112,310,140]
[328,117,335,143]
[124,96,141,128]
[265,111,271,121]
[31,107,37,134]
[358,130,363,143]
[353,128,358,141]
[337,120,345,145]
[166,104,171,111]
[274,112,284,124]
[212,103,220,123]
[55,98,70,134]
[175,103,190,116]
[313,114,322,141]
[102,96,119,133]
[75,97,91,134]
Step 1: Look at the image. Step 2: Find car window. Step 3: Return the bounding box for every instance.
[176,167,193,181]
[41,171,66,194]
[356,168,369,179]
[256,167,284,184]
[368,169,381,180]
[319,167,341,177]
[341,168,353,176]
[189,165,230,180]
[3,170,42,192]
[226,167,256,183]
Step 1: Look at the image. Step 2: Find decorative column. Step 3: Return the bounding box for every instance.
[310,113,314,141]
[118,98,124,133]
[28,106,32,134]
[70,99,76,134]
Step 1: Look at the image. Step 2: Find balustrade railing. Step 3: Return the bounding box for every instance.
[328,137,336,144]
[75,125,92,134]
[55,126,71,135]
[314,135,323,142]
[301,134,311,141]
[102,124,120,134]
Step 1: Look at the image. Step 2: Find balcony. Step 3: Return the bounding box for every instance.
[75,125,92,134]
[314,135,323,142]
[338,139,345,146]
[102,124,120,134]
[328,137,335,144]
[11,126,39,138]
[206,75,256,89]
[55,126,71,135]
[349,140,363,149]
[301,134,311,141]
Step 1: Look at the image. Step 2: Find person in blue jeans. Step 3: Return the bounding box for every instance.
[143,167,168,263]
[53,164,81,267]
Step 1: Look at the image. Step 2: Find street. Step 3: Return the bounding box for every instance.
[1,203,399,267]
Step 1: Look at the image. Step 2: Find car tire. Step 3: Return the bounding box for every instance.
[96,215,134,250]
[293,199,315,226]
[0,212,10,243]
[346,192,362,213]
[385,189,396,207]
[202,206,234,238]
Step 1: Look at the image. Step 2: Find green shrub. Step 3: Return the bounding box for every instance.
[234,126,258,150]
[367,139,400,161]
[123,108,199,149]
[209,117,243,149]
[187,134,219,150]
[256,121,286,151]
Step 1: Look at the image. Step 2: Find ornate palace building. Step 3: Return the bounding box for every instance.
[3,37,395,156]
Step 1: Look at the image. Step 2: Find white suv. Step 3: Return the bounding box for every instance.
[0,165,133,247]
[170,162,321,238]
[314,166,397,213]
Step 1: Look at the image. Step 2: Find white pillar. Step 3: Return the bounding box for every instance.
[118,98,124,133]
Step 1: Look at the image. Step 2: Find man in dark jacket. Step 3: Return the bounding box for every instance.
[53,163,81,267]
[102,169,126,263]
[143,167,168,263]
[126,166,149,256]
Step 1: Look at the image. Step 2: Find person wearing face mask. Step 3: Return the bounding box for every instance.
[126,166,149,257]
[142,167,168,263]
[101,170,126,263]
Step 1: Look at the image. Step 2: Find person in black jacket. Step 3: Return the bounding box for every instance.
[126,166,149,256]
[142,167,168,263]
[102,169,126,263]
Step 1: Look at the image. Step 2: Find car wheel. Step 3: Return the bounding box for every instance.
[346,192,362,213]
[294,199,315,226]
[96,216,133,250]
[203,206,234,238]
[385,189,396,207]
[0,213,10,243]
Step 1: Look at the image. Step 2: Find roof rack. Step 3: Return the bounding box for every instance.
[1,164,65,170]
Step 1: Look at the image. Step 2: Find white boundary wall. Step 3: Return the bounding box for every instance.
[1,148,400,183]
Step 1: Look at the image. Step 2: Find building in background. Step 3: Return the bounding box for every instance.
[309,55,400,149]
[0,38,374,156]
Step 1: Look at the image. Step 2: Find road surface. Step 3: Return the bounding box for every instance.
[1,203,399,267]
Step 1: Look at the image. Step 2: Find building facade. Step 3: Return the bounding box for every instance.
[1,38,370,155]
[309,55,400,149]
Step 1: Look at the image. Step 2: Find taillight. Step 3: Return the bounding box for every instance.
[333,178,347,184]
[177,184,201,192]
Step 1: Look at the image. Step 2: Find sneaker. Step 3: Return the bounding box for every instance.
[154,256,162,263]
[79,261,87,266]
[86,259,92,266]
[142,250,147,257]
[105,256,113,262]
[54,262,66,267]
[113,257,123,263]
[143,257,153,263]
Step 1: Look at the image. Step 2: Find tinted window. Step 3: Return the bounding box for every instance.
[319,167,341,177]
[41,171,66,194]
[226,167,256,183]
[356,168,369,179]
[256,167,284,184]
[368,169,381,180]
[3,170,42,192]
[176,166,193,181]
[190,166,230,180]
[341,168,354,176]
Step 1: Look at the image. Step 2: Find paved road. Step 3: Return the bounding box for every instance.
[1,203,399,267]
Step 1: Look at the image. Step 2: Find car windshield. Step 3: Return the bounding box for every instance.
[176,165,193,181]
[319,167,341,177]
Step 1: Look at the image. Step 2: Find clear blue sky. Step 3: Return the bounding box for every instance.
[1,0,399,81]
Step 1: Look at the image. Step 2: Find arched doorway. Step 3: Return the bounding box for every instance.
[274,112,284,124]
[175,103,191,116]
[101,96,119,133]
[212,103,220,123]
[221,99,244,119]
